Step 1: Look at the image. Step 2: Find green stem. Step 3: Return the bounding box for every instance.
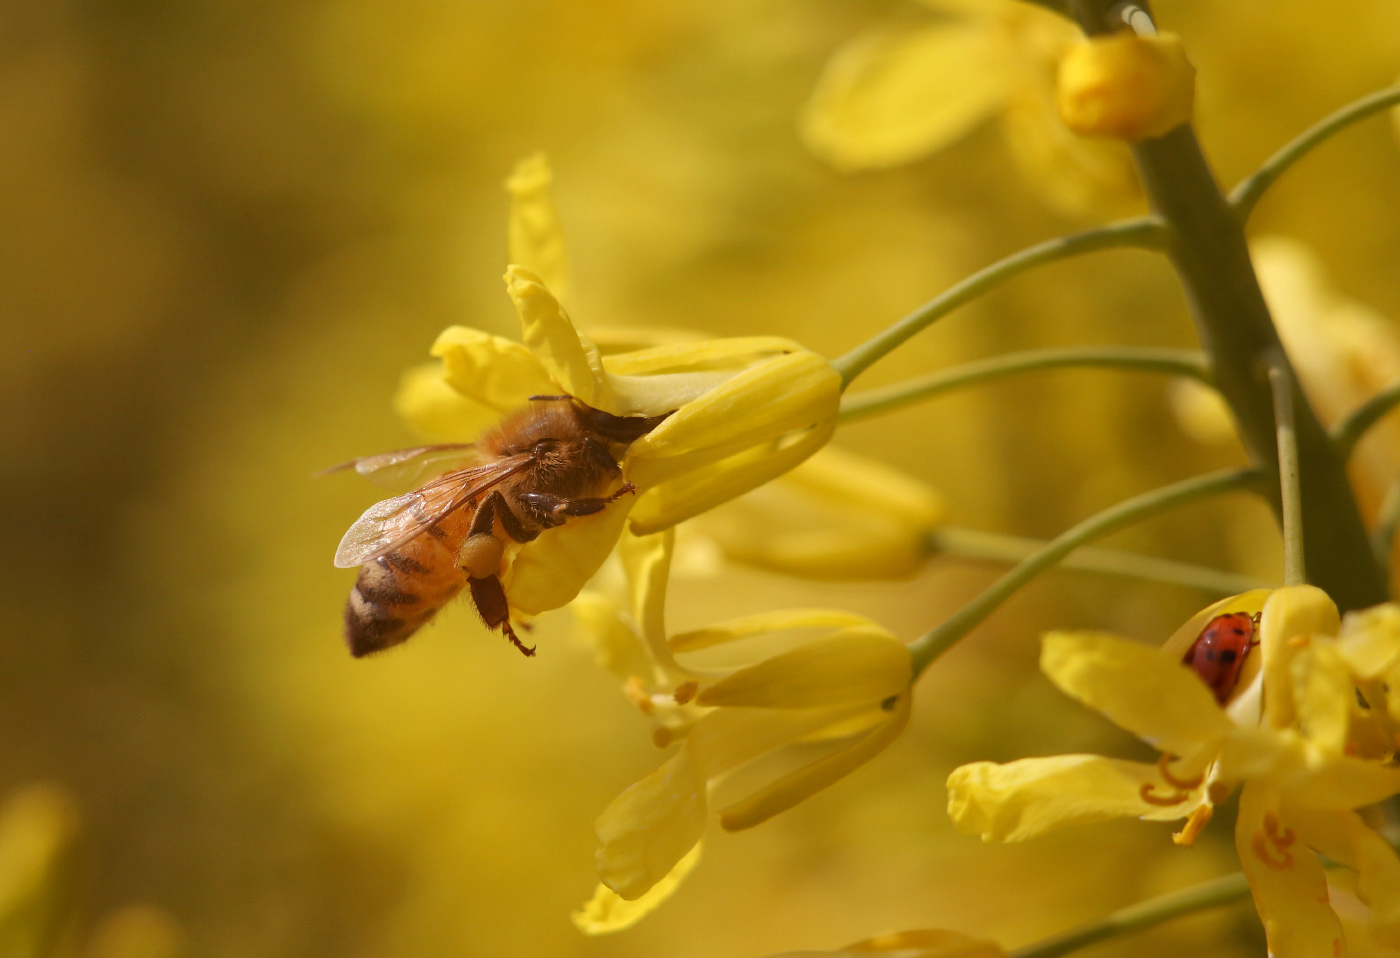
[908,468,1262,677]
[1007,871,1252,958]
[1231,85,1400,220]
[932,526,1273,595]
[1331,380,1400,458]
[1268,354,1306,585]
[1372,478,1400,575]
[831,218,1169,388]
[839,347,1209,423]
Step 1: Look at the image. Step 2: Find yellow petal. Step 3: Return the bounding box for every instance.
[505,152,571,304]
[619,528,682,673]
[696,626,911,709]
[595,747,707,901]
[1289,807,1400,946]
[1217,727,1400,809]
[1041,632,1233,756]
[1336,604,1400,679]
[430,325,555,413]
[687,705,872,782]
[391,360,501,441]
[670,609,877,653]
[1261,586,1341,731]
[1290,640,1354,755]
[502,496,634,616]
[946,754,1203,843]
[504,265,616,412]
[572,842,701,935]
[719,692,911,831]
[570,591,651,682]
[802,22,1011,171]
[1057,33,1195,141]
[1234,784,1343,958]
[629,420,837,535]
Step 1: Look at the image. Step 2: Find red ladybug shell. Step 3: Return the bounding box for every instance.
[1182,612,1257,705]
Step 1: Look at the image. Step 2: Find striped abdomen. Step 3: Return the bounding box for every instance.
[344,507,473,657]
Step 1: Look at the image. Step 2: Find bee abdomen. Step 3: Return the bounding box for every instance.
[344,554,455,657]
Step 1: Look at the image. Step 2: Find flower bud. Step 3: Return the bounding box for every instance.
[1057,32,1195,141]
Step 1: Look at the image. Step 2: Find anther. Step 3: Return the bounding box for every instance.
[1157,753,1205,791]
[624,676,655,715]
[673,681,698,705]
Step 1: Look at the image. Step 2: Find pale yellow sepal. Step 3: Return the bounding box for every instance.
[719,692,911,831]
[502,496,635,616]
[1289,806,1400,946]
[1259,586,1341,731]
[595,747,706,901]
[696,627,911,709]
[801,22,1011,171]
[946,754,1203,843]
[670,609,875,653]
[629,420,838,535]
[391,360,501,442]
[700,445,945,581]
[1057,33,1195,142]
[505,153,571,304]
[430,325,555,413]
[504,266,616,413]
[1234,785,1344,958]
[1041,631,1233,756]
[572,842,701,935]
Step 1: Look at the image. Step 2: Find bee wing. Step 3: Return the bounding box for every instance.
[319,443,477,491]
[333,456,532,569]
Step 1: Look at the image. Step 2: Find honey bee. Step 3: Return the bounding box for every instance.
[333,396,670,658]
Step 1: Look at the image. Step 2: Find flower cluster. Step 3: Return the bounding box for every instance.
[947,586,1400,956]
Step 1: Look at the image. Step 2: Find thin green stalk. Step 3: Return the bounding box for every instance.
[831,218,1169,387]
[908,468,1262,677]
[1231,85,1400,220]
[932,526,1273,595]
[1372,477,1400,574]
[1332,379,1400,458]
[1268,354,1306,585]
[1008,871,1252,958]
[839,347,1208,423]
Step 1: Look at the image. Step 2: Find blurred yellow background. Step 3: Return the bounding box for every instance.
[4,0,1400,955]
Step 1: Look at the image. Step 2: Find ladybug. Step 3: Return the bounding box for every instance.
[1182,612,1259,705]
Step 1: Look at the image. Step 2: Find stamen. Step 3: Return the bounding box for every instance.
[1207,781,1231,805]
[1140,783,1190,806]
[1252,831,1294,869]
[673,681,699,705]
[1264,811,1296,847]
[1172,804,1213,846]
[652,726,674,749]
[624,676,655,715]
[1157,753,1205,790]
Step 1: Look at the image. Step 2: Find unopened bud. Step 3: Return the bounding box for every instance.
[1057,32,1195,141]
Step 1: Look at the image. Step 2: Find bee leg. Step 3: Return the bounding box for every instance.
[467,574,535,657]
[520,483,637,527]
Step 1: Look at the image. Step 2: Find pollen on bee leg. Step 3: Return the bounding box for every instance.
[673,681,698,705]
[460,533,506,579]
[1171,804,1213,846]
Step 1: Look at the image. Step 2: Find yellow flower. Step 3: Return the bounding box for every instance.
[762,929,1006,957]
[693,444,946,581]
[576,531,912,904]
[1169,237,1400,521]
[946,587,1400,957]
[802,0,1141,217]
[392,155,840,617]
[1056,33,1195,141]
